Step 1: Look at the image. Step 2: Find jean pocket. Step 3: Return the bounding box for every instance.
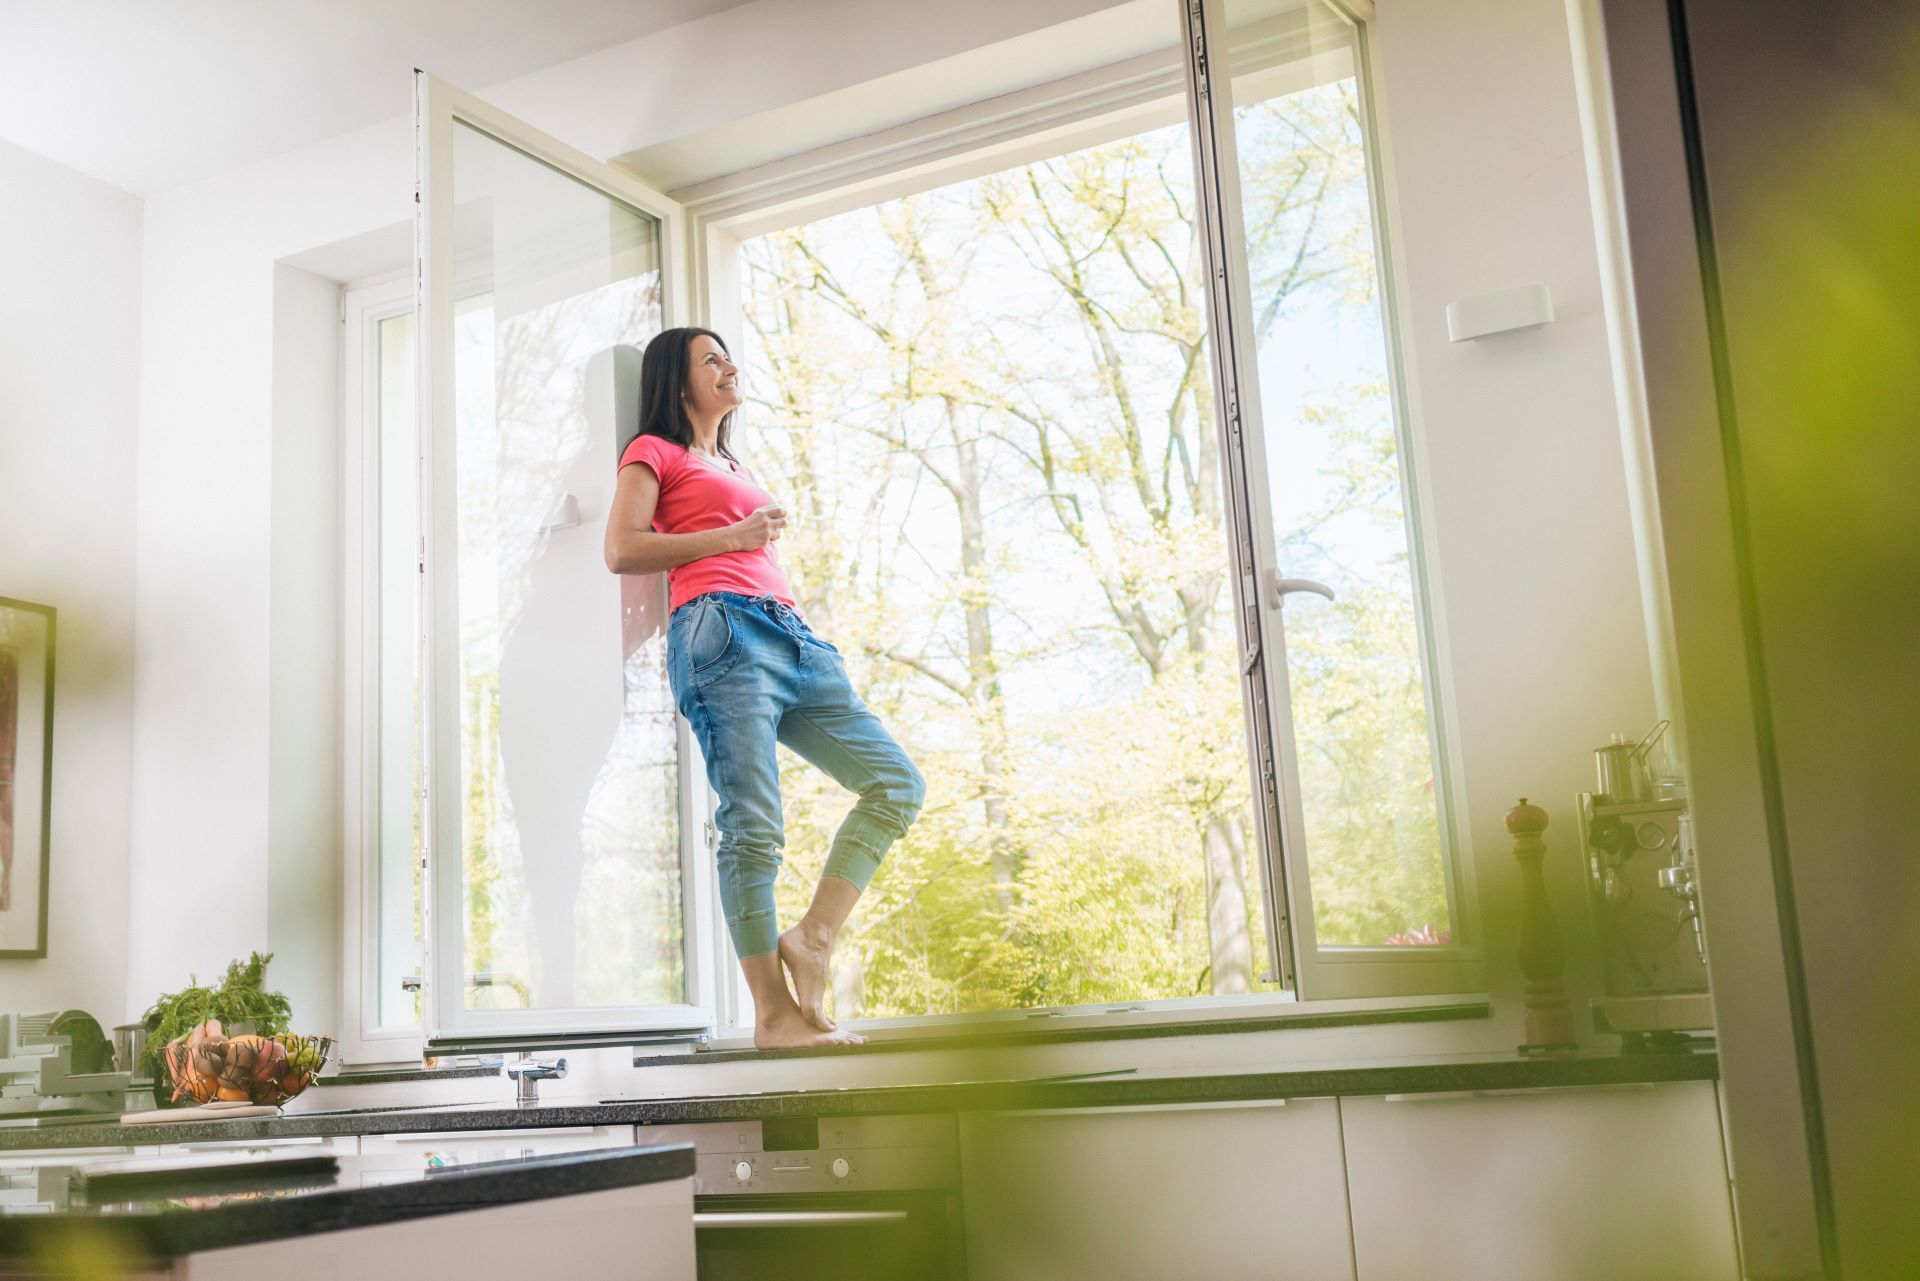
[686,597,737,680]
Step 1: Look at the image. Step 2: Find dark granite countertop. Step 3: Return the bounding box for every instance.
[0,1048,1716,1152]
[0,1142,694,1266]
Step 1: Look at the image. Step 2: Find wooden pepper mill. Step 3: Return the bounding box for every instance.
[1507,798,1578,1052]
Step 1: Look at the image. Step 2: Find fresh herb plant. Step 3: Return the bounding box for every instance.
[141,951,293,1088]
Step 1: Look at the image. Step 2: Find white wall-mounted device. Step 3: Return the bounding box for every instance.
[1445,284,1555,342]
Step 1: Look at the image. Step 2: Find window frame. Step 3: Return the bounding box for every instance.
[673,0,1480,1033]
[339,270,427,1067]
[412,71,721,1053]
[1196,0,1483,997]
[354,6,1484,1058]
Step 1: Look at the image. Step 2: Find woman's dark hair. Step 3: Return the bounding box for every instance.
[631,327,740,464]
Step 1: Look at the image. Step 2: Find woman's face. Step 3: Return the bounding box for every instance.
[683,334,743,421]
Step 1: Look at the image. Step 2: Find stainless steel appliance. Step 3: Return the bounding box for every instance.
[1592,719,1672,803]
[636,1113,964,1281]
[1578,792,1714,1043]
[0,1012,153,1125]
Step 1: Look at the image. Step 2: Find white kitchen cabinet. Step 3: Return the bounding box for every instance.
[172,1176,696,1281]
[959,1100,1355,1281]
[1340,1081,1738,1281]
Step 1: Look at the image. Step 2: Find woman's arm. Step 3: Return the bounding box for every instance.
[603,462,786,574]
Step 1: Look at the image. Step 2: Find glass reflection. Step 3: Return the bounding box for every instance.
[447,121,681,1011]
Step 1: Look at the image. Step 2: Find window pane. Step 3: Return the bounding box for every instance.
[1225,1,1453,947]
[738,87,1286,1014]
[444,120,680,1011]
[375,309,423,1029]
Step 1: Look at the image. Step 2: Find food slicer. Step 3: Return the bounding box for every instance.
[0,1011,155,1125]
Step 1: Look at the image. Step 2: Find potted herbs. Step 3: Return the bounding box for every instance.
[141,952,293,1102]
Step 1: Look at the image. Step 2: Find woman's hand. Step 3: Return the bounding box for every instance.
[730,504,788,550]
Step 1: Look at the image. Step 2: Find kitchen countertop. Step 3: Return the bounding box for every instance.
[0,1142,694,1267]
[0,1048,1716,1152]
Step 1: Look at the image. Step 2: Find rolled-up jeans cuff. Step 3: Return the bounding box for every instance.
[728,910,780,960]
[822,814,895,891]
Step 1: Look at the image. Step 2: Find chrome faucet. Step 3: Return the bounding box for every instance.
[505,1052,568,1106]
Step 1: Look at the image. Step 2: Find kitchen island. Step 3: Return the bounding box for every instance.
[0,1048,1716,1151]
[0,1143,695,1279]
[0,1050,1731,1280]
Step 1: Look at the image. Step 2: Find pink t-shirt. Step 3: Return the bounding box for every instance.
[618,434,797,613]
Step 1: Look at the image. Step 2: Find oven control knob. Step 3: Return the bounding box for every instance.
[831,1157,851,1179]
[733,1160,753,1183]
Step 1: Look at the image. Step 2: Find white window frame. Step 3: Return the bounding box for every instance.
[413,71,720,1052]
[341,254,728,1061]
[668,0,1480,1035]
[339,270,426,1067]
[1191,0,1482,998]
[353,7,1485,1056]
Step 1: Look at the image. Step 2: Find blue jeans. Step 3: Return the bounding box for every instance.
[667,591,926,959]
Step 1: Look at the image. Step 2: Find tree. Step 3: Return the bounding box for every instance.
[737,78,1443,1019]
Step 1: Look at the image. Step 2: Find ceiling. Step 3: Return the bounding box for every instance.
[0,0,753,196]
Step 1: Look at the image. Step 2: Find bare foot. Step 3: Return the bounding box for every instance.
[755,1000,867,1049]
[779,920,838,1031]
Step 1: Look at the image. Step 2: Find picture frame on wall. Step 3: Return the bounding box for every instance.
[0,596,53,960]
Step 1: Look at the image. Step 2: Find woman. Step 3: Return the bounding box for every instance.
[604,328,925,1050]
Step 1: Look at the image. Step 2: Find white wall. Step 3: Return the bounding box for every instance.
[1371,0,1655,1019]
[267,264,344,1040]
[0,138,142,1021]
[121,0,1657,1068]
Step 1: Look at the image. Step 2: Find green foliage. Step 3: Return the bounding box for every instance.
[140,951,293,1086]
[741,76,1453,1021]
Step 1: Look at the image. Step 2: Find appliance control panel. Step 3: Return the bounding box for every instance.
[638,1113,956,1195]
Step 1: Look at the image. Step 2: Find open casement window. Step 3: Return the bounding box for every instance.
[1187,0,1480,997]
[413,72,718,1051]
[676,0,1477,1029]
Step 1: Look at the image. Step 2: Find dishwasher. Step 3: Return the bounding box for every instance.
[635,1112,965,1281]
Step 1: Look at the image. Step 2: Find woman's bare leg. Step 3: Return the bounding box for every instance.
[778,874,861,1031]
[742,946,866,1049]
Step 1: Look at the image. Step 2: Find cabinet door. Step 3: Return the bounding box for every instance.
[174,1178,696,1281]
[960,1100,1354,1281]
[1341,1082,1738,1281]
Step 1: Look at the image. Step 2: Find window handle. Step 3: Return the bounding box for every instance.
[1266,573,1336,609]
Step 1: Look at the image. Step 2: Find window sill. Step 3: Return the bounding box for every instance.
[633,993,1490,1067]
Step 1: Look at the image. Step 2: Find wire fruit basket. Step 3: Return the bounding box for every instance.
[162,1022,333,1107]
